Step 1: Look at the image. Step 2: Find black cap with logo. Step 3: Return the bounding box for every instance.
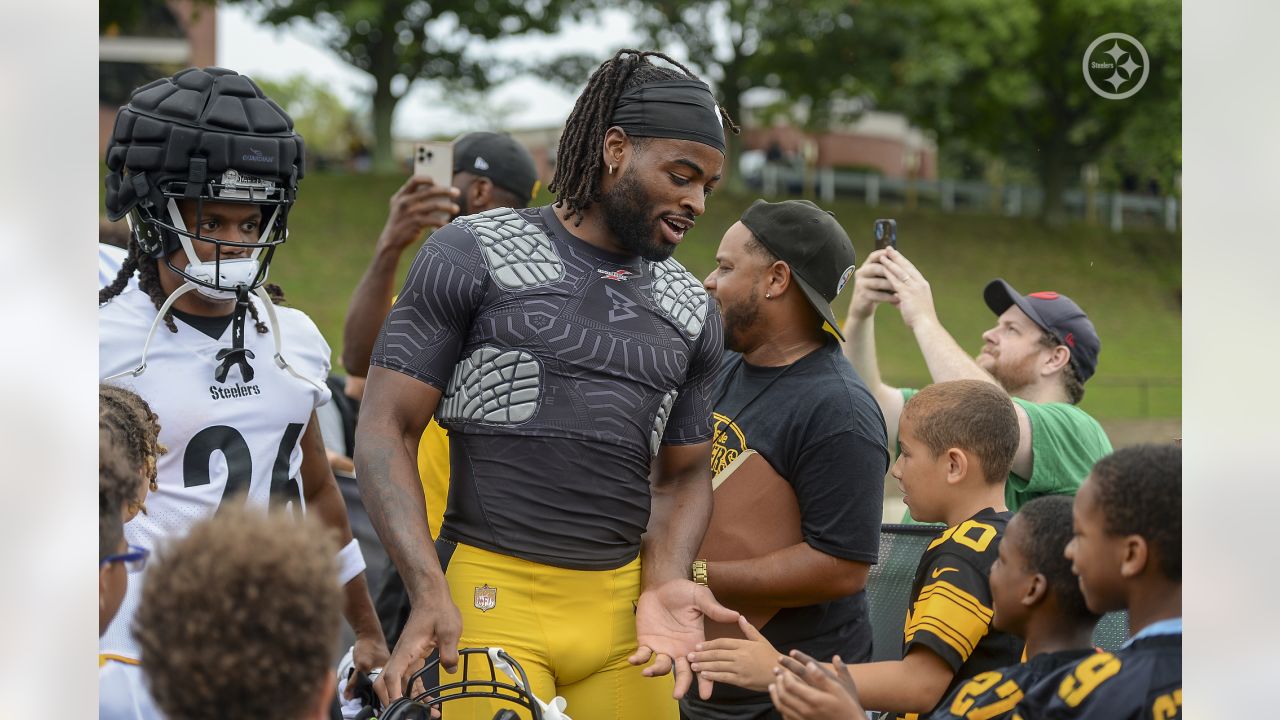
[452,132,540,206]
[739,199,858,340]
[983,279,1101,382]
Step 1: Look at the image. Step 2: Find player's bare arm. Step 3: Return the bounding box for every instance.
[644,441,715,586]
[631,440,739,700]
[354,367,461,705]
[341,177,459,376]
[705,543,869,609]
[298,413,390,680]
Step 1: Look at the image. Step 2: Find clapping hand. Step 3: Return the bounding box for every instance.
[769,651,865,720]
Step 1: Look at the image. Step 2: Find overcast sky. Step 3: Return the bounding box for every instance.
[218,5,645,138]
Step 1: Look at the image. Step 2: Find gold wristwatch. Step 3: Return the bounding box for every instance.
[691,559,709,587]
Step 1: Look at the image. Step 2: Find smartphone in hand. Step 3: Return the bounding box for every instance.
[413,141,454,188]
[874,218,897,251]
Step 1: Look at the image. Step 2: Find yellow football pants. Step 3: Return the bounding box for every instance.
[439,543,677,720]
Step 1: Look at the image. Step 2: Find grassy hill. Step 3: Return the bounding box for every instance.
[131,171,1183,420]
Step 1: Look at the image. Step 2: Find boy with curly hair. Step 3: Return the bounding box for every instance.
[134,504,343,720]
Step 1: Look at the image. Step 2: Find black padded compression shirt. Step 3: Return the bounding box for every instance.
[371,205,724,569]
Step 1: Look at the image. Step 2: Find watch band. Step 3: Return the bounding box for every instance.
[691,559,709,587]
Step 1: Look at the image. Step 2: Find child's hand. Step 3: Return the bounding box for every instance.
[686,616,781,694]
[769,653,865,720]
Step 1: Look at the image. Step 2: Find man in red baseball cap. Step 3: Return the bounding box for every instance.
[842,247,1112,513]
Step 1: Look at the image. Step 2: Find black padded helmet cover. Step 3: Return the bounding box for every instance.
[104,67,305,242]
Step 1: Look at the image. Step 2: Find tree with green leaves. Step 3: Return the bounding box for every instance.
[623,0,1178,224]
[619,0,895,185]
[227,0,584,171]
[626,0,770,169]
[256,75,366,168]
[849,0,1180,223]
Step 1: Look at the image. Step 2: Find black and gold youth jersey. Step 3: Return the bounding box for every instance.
[887,507,1024,720]
[1011,634,1181,719]
[929,649,1095,720]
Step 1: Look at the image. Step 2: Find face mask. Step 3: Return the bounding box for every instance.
[165,196,269,300]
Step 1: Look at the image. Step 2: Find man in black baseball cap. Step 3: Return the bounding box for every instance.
[688,199,887,719]
[841,245,1113,515]
[736,199,858,340]
[453,131,541,211]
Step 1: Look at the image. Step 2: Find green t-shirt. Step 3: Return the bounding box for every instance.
[897,388,1112,521]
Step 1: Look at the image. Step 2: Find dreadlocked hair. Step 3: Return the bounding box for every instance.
[549,49,740,227]
[100,383,167,495]
[98,231,287,335]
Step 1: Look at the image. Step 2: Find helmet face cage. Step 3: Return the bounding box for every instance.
[380,648,543,720]
[138,170,294,297]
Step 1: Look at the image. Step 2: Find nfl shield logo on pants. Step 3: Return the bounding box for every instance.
[474,584,497,612]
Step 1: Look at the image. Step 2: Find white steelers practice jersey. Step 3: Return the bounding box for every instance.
[98,284,331,661]
[99,660,163,720]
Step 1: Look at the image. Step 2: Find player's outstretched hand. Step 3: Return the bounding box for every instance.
[687,615,781,695]
[629,579,740,701]
[847,248,897,322]
[378,175,461,256]
[770,652,864,720]
[877,247,939,331]
[372,598,462,707]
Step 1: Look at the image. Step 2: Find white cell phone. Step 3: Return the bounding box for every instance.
[413,141,453,187]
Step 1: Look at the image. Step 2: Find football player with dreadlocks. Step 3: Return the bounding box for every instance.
[357,49,741,718]
[97,67,388,717]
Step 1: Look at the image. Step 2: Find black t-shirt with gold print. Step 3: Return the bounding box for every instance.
[684,338,888,717]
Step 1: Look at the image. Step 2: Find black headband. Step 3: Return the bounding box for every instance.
[610,79,726,154]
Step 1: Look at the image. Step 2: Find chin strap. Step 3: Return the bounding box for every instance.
[252,285,327,394]
[213,285,256,383]
[102,281,199,383]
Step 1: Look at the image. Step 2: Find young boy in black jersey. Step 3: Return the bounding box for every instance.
[768,495,1101,720]
[925,495,1100,719]
[694,379,1024,718]
[1010,444,1182,719]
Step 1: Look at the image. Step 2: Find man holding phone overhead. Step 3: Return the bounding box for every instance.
[840,227,1112,513]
